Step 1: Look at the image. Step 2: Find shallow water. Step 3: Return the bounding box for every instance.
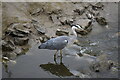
[2,2,118,78]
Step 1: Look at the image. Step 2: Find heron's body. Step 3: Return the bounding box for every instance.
[38,24,84,61]
[38,36,69,50]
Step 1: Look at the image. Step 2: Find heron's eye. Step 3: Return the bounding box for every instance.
[64,40,68,43]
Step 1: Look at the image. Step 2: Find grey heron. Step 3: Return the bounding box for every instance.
[38,25,84,60]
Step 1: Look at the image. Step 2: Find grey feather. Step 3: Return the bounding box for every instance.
[38,36,69,50]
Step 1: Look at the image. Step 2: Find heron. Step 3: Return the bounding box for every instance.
[38,25,84,60]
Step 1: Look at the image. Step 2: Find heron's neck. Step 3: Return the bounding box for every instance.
[72,26,77,37]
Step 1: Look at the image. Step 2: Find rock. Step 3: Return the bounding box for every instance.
[14,37,29,46]
[7,52,17,60]
[56,29,69,36]
[75,19,91,27]
[49,15,61,25]
[47,9,62,15]
[23,23,32,29]
[52,9,62,14]
[86,13,93,20]
[91,2,104,10]
[2,40,15,52]
[14,24,30,34]
[39,35,50,43]
[30,8,44,16]
[75,21,92,35]
[96,17,107,26]
[34,26,46,35]
[14,47,22,55]
[73,8,85,15]
[87,6,100,17]
[59,17,67,25]
[90,62,101,72]
[66,18,74,25]
[5,23,30,38]
[59,17,74,25]
[6,30,26,38]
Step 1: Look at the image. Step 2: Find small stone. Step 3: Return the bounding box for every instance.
[56,29,69,36]
[96,17,107,26]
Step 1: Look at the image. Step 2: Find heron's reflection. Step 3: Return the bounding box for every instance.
[40,62,73,77]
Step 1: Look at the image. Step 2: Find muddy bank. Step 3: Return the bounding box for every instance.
[2,2,119,78]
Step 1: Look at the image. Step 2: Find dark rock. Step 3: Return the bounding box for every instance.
[96,17,107,26]
[52,9,62,14]
[14,24,30,35]
[5,23,30,38]
[7,31,26,38]
[56,29,69,36]
[30,8,44,16]
[66,18,74,25]
[91,2,104,10]
[48,9,62,15]
[14,37,29,46]
[73,8,85,15]
[75,21,92,35]
[2,40,15,52]
[59,17,67,25]
[59,17,74,25]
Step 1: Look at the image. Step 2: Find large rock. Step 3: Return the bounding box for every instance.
[2,40,15,52]
[14,37,29,46]
[56,29,69,36]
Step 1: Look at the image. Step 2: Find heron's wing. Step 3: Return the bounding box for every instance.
[40,36,68,50]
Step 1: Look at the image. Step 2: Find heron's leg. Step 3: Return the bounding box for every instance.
[60,50,63,63]
[54,50,58,64]
[60,50,62,57]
